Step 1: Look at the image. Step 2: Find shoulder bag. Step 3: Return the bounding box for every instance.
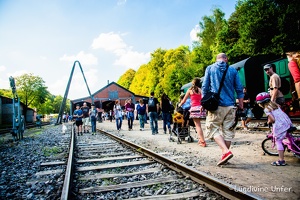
[201,65,229,111]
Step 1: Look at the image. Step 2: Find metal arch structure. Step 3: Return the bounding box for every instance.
[9,76,25,140]
[56,60,94,125]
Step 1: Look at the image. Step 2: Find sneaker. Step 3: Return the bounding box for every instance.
[142,128,144,131]
[271,160,286,166]
[140,128,142,131]
[217,151,233,166]
[198,140,207,147]
[86,130,89,133]
[83,130,86,133]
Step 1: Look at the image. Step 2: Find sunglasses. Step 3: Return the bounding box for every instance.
[264,68,270,71]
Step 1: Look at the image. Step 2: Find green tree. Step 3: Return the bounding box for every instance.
[15,73,50,120]
[117,69,136,89]
[0,89,12,98]
[129,64,151,96]
[221,0,300,60]
[191,8,228,68]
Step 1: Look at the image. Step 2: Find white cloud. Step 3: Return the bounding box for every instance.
[91,32,150,69]
[91,32,127,52]
[60,51,98,65]
[8,70,30,77]
[40,56,47,60]
[114,50,150,69]
[0,65,6,72]
[0,78,10,89]
[190,24,200,42]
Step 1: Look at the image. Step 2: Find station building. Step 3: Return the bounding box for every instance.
[0,95,35,126]
[70,81,148,112]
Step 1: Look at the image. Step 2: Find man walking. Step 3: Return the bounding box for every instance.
[81,102,90,133]
[202,53,244,166]
[147,92,159,135]
[73,104,83,136]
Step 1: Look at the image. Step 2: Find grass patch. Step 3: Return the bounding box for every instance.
[42,146,62,157]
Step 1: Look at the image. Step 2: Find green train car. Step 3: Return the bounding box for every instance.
[181,54,299,119]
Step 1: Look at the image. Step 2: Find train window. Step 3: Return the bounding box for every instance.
[277,59,289,76]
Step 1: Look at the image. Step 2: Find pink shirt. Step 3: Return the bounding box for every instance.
[190,93,202,107]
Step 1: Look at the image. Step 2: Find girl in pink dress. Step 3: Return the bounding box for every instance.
[179,77,206,147]
[256,92,293,166]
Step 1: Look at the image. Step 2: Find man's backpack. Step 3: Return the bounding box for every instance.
[148,97,155,108]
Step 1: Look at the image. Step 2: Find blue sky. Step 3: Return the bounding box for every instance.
[0,0,237,100]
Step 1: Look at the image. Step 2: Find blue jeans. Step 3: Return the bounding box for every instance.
[162,112,171,132]
[149,112,158,134]
[91,119,96,133]
[116,116,122,130]
[127,112,134,129]
[138,114,145,128]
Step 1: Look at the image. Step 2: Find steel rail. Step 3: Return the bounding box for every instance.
[98,129,263,200]
[61,125,75,200]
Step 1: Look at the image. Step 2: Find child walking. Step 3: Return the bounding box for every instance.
[256,92,293,166]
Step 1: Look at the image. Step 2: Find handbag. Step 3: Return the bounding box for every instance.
[201,65,229,111]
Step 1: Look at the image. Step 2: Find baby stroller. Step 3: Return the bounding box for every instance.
[169,107,194,144]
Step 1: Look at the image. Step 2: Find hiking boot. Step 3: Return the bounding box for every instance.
[217,151,233,166]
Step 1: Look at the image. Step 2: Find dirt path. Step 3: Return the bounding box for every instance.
[96,119,300,200]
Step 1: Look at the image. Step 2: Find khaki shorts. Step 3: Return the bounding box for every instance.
[82,117,89,126]
[205,106,236,141]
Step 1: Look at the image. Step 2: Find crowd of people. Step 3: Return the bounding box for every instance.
[66,51,299,167]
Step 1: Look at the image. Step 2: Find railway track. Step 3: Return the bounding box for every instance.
[47,125,261,199]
